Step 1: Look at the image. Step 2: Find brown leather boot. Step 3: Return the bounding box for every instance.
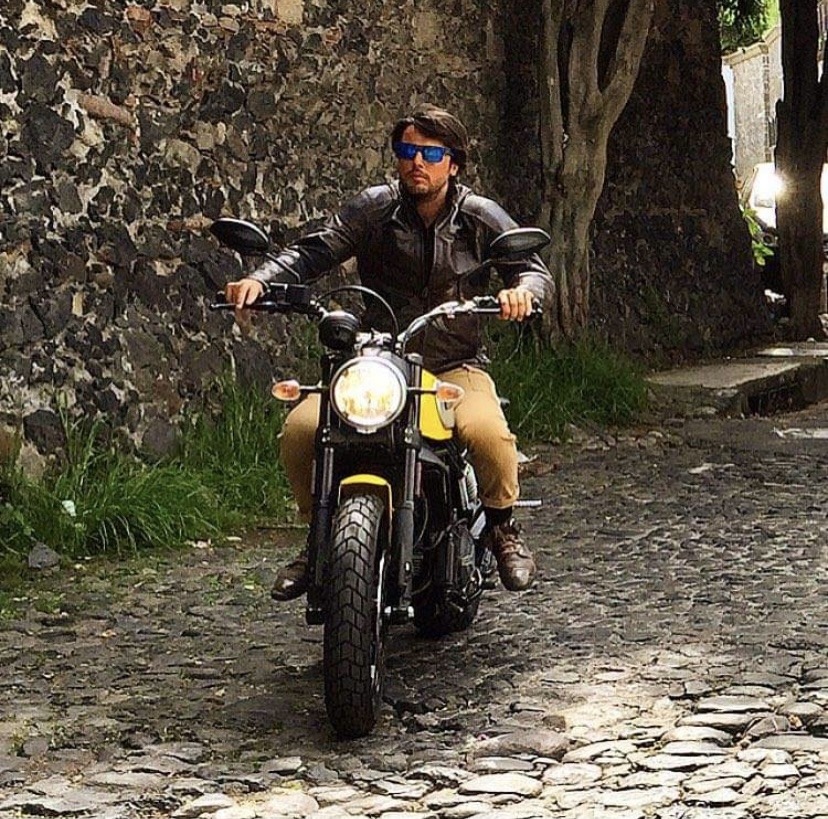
[484,520,536,592]
[271,551,310,601]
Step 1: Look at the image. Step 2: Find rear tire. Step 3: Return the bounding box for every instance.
[323,494,387,739]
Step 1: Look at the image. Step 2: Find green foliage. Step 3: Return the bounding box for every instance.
[0,468,45,556]
[488,329,648,441]
[1,416,220,561]
[741,203,775,267]
[720,0,776,53]
[178,375,291,522]
[0,378,294,579]
[283,316,324,383]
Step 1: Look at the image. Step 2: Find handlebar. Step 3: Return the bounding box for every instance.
[210,287,540,351]
[211,287,507,319]
[210,282,319,316]
[397,295,518,351]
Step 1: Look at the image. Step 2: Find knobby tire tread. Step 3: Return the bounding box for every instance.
[323,494,385,739]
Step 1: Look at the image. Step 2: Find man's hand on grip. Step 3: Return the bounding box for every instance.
[225,278,264,309]
[496,285,535,322]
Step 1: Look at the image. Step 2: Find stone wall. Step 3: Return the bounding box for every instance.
[1,0,769,464]
[724,26,781,181]
[0,0,510,465]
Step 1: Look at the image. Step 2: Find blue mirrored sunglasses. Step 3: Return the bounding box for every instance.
[392,141,454,163]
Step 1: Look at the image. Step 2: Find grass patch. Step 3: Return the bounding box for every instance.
[0,378,294,599]
[488,329,648,441]
[1,418,221,561]
[178,375,292,523]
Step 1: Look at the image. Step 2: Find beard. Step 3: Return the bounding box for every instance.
[401,174,449,202]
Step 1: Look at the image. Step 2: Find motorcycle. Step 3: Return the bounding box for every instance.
[209,217,550,738]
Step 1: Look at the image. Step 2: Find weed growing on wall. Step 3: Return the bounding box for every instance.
[741,204,775,268]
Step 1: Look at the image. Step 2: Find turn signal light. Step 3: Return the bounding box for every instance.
[435,382,464,405]
[272,379,301,401]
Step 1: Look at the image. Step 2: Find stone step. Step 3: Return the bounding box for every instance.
[646,342,828,417]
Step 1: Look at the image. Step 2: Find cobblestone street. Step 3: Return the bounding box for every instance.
[3,404,828,818]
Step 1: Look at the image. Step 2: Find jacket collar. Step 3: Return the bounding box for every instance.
[392,180,469,230]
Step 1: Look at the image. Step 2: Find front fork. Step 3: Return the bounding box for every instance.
[306,392,336,625]
[305,357,423,627]
[386,356,422,625]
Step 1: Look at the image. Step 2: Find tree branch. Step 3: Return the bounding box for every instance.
[538,1,565,206]
[600,0,654,125]
[569,0,610,124]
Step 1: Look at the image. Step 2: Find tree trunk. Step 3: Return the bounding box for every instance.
[590,0,768,362]
[775,0,828,339]
[538,0,654,340]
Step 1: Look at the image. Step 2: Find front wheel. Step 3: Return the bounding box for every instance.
[323,493,388,739]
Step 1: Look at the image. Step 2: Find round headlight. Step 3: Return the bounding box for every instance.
[331,358,407,433]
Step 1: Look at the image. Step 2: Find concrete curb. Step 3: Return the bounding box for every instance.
[645,343,828,418]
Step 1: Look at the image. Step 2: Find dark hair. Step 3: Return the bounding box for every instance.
[391,104,469,171]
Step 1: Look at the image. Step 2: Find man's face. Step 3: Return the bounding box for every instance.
[396,125,458,201]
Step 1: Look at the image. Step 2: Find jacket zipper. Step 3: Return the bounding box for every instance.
[417,220,436,305]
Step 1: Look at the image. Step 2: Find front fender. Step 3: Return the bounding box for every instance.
[338,474,393,539]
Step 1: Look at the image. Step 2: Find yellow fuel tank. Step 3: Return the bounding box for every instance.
[418,370,456,441]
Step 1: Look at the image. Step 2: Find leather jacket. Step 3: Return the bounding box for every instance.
[250,180,552,373]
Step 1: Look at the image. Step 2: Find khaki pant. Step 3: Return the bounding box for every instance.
[279,365,519,521]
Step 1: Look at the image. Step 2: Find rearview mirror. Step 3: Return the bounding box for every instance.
[209,218,271,255]
[489,227,550,259]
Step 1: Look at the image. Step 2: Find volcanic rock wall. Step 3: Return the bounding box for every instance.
[1,0,768,466]
[0,0,507,467]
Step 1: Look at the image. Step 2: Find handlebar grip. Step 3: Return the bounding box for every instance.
[210,282,314,313]
[470,295,543,316]
[210,298,288,313]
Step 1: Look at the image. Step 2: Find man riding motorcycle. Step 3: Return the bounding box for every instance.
[225,104,553,600]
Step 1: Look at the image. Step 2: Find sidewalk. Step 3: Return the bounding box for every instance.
[646,341,828,417]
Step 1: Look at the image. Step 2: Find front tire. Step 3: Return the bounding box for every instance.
[323,493,387,739]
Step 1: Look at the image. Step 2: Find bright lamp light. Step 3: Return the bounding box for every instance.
[331,358,407,433]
